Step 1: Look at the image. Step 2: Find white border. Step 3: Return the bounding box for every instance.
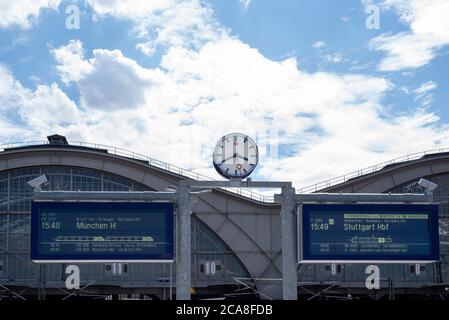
[32,259,174,264]
[296,205,437,265]
[299,260,437,264]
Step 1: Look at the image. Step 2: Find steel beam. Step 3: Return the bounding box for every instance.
[186,180,291,188]
[33,191,177,201]
[275,193,432,204]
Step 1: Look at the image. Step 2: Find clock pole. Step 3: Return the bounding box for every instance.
[204,133,298,299]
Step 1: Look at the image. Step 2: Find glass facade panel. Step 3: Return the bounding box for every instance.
[104,173,134,191]
[9,215,30,252]
[0,214,6,253]
[7,254,37,281]
[72,168,102,191]
[9,168,39,212]
[42,167,71,191]
[0,173,7,212]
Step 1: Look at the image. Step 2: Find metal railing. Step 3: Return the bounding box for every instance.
[0,140,275,203]
[3,141,448,200]
[298,148,449,193]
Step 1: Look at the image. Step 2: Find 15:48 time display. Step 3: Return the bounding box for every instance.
[41,221,61,230]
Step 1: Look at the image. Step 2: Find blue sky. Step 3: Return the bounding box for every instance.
[0,0,449,188]
[212,0,448,117]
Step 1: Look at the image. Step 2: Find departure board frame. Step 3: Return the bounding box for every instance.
[299,203,440,263]
[31,201,174,263]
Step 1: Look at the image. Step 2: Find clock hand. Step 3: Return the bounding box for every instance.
[235,154,248,161]
[221,153,236,164]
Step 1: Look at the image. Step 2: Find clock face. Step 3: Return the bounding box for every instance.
[213,133,259,179]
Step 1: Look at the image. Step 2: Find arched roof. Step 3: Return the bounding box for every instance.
[309,151,449,193]
[1,140,273,203]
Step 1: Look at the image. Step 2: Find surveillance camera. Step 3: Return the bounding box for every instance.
[27,175,48,191]
[418,178,438,192]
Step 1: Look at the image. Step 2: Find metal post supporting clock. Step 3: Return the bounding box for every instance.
[174,133,298,300]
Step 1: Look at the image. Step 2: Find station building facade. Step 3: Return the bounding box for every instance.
[0,135,448,300]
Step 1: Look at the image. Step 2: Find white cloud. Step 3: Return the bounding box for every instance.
[399,86,410,94]
[0,65,80,138]
[312,41,326,49]
[86,0,173,18]
[262,110,446,186]
[0,65,28,111]
[414,81,437,95]
[414,81,437,106]
[86,0,223,55]
[369,0,449,71]
[51,40,93,84]
[78,49,157,110]
[53,41,159,110]
[135,41,157,56]
[0,0,61,29]
[136,0,223,52]
[0,118,24,142]
[20,83,80,129]
[313,42,343,65]
[324,53,343,63]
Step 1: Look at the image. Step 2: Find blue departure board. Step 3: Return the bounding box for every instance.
[31,202,174,262]
[301,204,439,262]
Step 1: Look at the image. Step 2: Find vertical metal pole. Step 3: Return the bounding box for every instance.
[5,173,10,279]
[163,263,166,301]
[176,181,191,300]
[297,203,303,292]
[280,186,297,300]
[38,264,46,300]
[169,262,173,300]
